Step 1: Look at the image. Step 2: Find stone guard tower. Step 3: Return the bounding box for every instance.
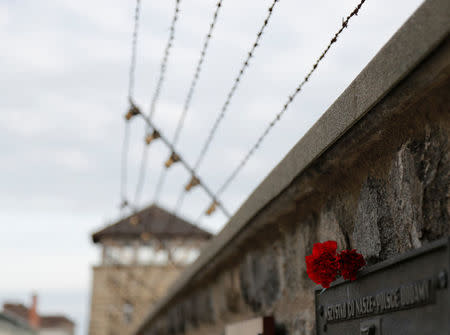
[88,204,212,335]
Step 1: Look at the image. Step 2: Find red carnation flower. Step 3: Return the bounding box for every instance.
[337,249,366,281]
[305,241,339,289]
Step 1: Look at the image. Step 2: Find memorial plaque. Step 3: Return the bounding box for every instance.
[315,238,449,335]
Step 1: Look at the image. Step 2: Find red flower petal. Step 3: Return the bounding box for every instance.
[338,249,366,281]
[305,240,339,289]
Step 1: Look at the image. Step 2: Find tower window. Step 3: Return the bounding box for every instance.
[123,302,134,324]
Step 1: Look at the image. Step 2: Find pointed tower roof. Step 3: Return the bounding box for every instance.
[92,204,212,243]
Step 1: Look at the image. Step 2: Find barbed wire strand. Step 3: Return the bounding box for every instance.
[148,0,181,119]
[120,123,131,206]
[151,0,225,205]
[214,0,367,198]
[128,0,141,100]
[133,0,182,205]
[151,167,167,204]
[173,0,225,145]
[120,0,142,208]
[133,144,150,203]
[192,0,281,171]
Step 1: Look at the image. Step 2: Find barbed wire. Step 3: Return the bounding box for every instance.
[129,0,366,222]
[214,0,367,198]
[133,0,182,205]
[192,0,281,171]
[173,0,225,145]
[120,123,131,207]
[120,0,142,208]
[166,0,281,217]
[135,110,231,218]
[148,0,182,119]
[133,144,150,203]
[128,0,141,100]
[151,0,225,205]
[151,166,167,203]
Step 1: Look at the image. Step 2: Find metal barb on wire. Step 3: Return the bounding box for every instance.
[214,0,367,198]
[192,0,281,171]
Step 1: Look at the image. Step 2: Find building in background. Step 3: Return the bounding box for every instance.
[1,295,74,335]
[88,204,212,335]
[0,312,36,335]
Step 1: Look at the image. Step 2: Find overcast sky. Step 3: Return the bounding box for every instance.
[0,0,424,334]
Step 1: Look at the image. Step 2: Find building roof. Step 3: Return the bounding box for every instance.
[40,315,74,328]
[3,303,28,321]
[92,204,212,243]
[0,312,35,333]
[3,303,75,329]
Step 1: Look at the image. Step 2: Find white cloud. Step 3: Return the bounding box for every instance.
[0,4,10,27]
[0,252,95,291]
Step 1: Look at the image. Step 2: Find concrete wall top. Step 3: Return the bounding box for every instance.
[135,0,450,332]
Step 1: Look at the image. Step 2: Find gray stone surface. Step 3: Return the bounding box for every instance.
[388,144,423,248]
[413,127,450,240]
[353,177,385,261]
[239,249,281,312]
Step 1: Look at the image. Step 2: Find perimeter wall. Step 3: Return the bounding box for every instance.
[135,0,450,334]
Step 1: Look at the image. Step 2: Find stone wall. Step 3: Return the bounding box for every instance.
[135,1,449,334]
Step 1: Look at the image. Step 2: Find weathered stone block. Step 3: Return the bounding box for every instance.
[353,177,387,261]
[239,249,281,312]
[410,127,450,240]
